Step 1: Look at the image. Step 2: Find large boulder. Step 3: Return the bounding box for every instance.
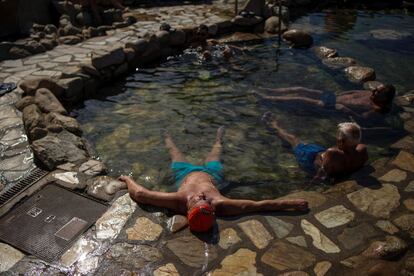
[19,77,64,97]
[345,66,376,83]
[282,29,313,48]
[45,112,82,136]
[34,88,67,114]
[264,16,287,34]
[22,104,47,141]
[31,134,88,170]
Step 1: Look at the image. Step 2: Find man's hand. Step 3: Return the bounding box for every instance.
[118,175,146,197]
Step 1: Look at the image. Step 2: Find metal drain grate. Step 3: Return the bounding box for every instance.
[0,184,107,262]
[0,167,48,207]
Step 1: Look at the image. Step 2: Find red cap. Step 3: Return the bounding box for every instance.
[187,203,215,232]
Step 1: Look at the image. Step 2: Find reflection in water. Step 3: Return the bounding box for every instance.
[75,9,412,200]
[324,9,357,35]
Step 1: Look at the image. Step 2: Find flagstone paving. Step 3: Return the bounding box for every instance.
[0,0,414,275]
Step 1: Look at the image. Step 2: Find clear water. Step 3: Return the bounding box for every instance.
[74,9,413,200]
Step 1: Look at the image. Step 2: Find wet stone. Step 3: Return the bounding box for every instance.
[210,248,261,276]
[392,151,414,173]
[60,235,98,267]
[87,175,127,201]
[106,242,162,270]
[166,235,217,268]
[167,214,188,233]
[314,261,332,276]
[261,241,316,271]
[347,184,400,218]
[362,236,407,260]
[265,216,294,238]
[95,193,137,240]
[0,243,25,272]
[286,236,307,248]
[393,214,414,238]
[313,46,337,59]
[126,217,163,241]
[238,219,272,249]
[153,263,179,276]
[406,181,414,192]
[375,220,399,234]
[379,169,407,182]
[403,199,414,212]
[52,171,85,190]
[322,57,356,69]
[363,81,384,91]
[78,159,107,176]
[301,219,340,253]
[345,66,376,83]
[314,205,355,228]
[218,228,242,249]
[337,223,379,250]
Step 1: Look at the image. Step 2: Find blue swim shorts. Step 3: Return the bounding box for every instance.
[293,143,326,172]
[171,161,224,186]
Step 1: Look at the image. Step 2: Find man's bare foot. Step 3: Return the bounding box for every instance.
[216,126,225,143]
[261,111,280,130]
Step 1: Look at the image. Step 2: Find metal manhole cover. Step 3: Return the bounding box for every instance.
[0,184,107,262]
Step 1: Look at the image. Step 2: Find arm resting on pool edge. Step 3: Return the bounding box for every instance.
[119,176,182,213]
[213,198,309,216]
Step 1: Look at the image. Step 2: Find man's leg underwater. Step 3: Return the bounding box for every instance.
[262,112,300,148]
[205,126,225,163]
[164,131,188,163]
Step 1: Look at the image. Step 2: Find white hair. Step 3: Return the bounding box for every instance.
[337,122,361,147]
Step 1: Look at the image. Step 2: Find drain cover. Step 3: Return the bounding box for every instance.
[0,184,107,262]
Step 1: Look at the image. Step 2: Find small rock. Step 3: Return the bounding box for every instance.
[8,46,31,59]
[378,169,407,182]
[406,181,414,192]
[264,16,287,34]
[238,219,273,249]
[153,263,179,276]
[362,236,407,260]
[78,159,106,176]
[58,35,82,45]
[265,216,293,238]
[314,261,332,276]
[210,248,261,276]
[301,219,340,253]
[392,151,414,172]
[44,24,57,34]
[314,205,355,228]
[0,243,25,272]
[86,175,126,201]
[231,15,263,26]
[167,215,188,233]
[347,184,400,218]
[166,235,217,268]
[35,88,67,115]
[364,81,384,91]
[403,199,414,212]
[313,46,338,59]
[375,220,399,234]
[337,223,379,250]
[52,171,85,190]
[126,217,163,241]
[393,214,414,238]
[282,29,313,48]
[261,241,316,271]
[345,66,376,83]
[15,96,35,111]
[322,57,357,69]
[218,228,242,249]
[286,236,307,248]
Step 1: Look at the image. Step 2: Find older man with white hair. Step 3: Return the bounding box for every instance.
[262,112,368,181]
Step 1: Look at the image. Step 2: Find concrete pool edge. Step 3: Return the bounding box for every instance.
[1,2,414,275]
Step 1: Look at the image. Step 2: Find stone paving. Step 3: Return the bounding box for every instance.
[0,0,414,275]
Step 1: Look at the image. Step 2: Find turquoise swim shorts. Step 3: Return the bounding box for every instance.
[171,161,224,186]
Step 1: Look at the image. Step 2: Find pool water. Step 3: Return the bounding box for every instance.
[74,9,413,200]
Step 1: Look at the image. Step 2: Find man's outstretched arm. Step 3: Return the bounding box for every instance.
[119,176,183,213]
[214,198,308,216]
